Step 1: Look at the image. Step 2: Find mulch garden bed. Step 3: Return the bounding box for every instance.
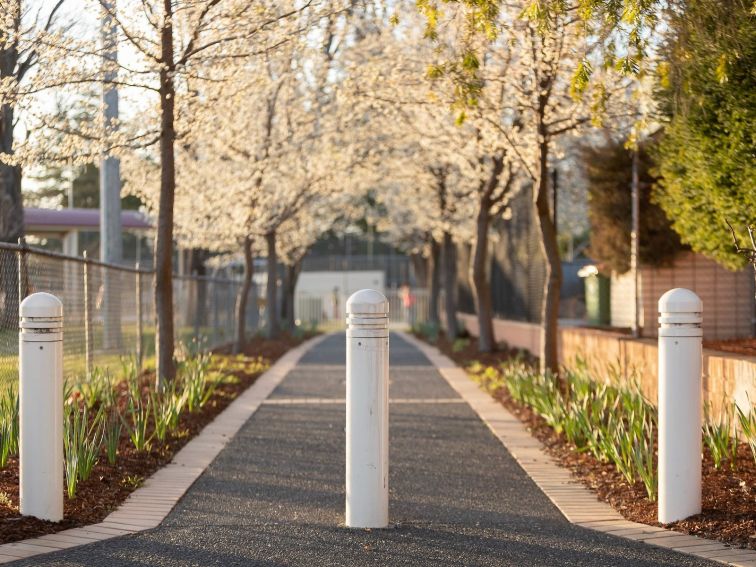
[0,332,313,545]
[424,333,756,550]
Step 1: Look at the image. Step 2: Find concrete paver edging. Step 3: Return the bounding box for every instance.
[0,334,327,564]
[398,331,756,567]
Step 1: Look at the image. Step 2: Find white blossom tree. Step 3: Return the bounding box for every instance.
[418,0,631,370]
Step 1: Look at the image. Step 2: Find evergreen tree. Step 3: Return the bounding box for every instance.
[653,0,755,270]
[583,137,684,274]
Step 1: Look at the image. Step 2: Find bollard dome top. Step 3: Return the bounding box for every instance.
[346,289,389,315]
[658,288,702,314]
[20,292,63,318]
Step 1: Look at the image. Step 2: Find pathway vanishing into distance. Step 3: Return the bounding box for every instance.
[11,334,718,566]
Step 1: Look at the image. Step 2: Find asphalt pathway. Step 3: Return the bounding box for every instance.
[11,333,718,566]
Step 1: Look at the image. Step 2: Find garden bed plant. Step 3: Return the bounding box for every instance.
[0,331,314,545]
[415,328,756,550]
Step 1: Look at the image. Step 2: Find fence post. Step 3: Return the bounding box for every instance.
[658,288,702,524]
[192,273,200,352]
[17,236,29,301]
[345,289,389,528]
[19,292,64,522]
[136,263,143,370]
[83,251,93,379]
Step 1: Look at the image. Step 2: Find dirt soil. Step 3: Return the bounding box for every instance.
[0,332,313,545]
[424,332,756,550]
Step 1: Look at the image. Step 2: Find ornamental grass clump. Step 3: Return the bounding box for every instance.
[121,391,153,452]
[74,368,110,410]
[64,403,105,498]
[477,359,660,501]
[735,400,756,464]
[103,406,122,465]
[180,353,217,413]
[703,403,738,470]
[0,386,19,465]
[0,386,19,469]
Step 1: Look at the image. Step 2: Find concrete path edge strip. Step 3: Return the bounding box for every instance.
[0,334,328,565]
[398,331,756,567]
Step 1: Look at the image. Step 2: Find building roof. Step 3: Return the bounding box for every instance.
[24,207,152,232]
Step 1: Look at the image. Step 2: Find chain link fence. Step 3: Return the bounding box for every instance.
[294,288,430,330]
[0,243,257,386]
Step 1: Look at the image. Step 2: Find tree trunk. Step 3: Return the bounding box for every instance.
[534,136,562,376]
[265,230,280,338]
[233,236,253,354]
[442,231,459,339]
[470,207,495,352]
[281,259,302,330]
[0,28,22,329]
[155,0,177,387]
[428,238,441,327]
[409,253,428,287]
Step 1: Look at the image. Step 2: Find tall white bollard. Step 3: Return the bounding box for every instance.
[345,289,389,528]
[658,288,702,524]
[19,292,64,522]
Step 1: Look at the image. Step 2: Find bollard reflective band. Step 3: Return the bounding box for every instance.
[20,292,64,342]
[346,289,389,339]
[658,287,703,338]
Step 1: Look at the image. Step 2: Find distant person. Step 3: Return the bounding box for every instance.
[399,283,416,326]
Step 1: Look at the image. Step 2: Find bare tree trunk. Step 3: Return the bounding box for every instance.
[428,238,441,327]
[0,119,21,246]
[409,253,428,287]
[265,230,280,338]
[281,259,302,330]
[535,134,562,376]
[470,207,495,352]
[233,236,253,354]
[0,24,22,329]
[155,0,177,387]
[442,231,459,339]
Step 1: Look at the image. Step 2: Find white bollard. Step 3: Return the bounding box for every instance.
[19,292,64,522]
[658,288,702,524]
[345,289,389,528]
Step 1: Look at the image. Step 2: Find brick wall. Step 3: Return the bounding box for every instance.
[611,252,755,339]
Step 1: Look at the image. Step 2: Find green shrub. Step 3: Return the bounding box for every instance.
[412,321,440,342]
[451,337,470,353]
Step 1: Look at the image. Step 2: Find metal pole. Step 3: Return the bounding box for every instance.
[658,287,702,524]
[136,263,143,370]
[631,148,640,338]
[99,0,122,266]
[83,251,93,379]
[345,289,389,528]
[192,272,200,353]
[100,0,123,352]
[213,279,219,348]
[19,292,64,521]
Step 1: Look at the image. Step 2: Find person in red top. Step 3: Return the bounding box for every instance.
[399,283,416,326]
